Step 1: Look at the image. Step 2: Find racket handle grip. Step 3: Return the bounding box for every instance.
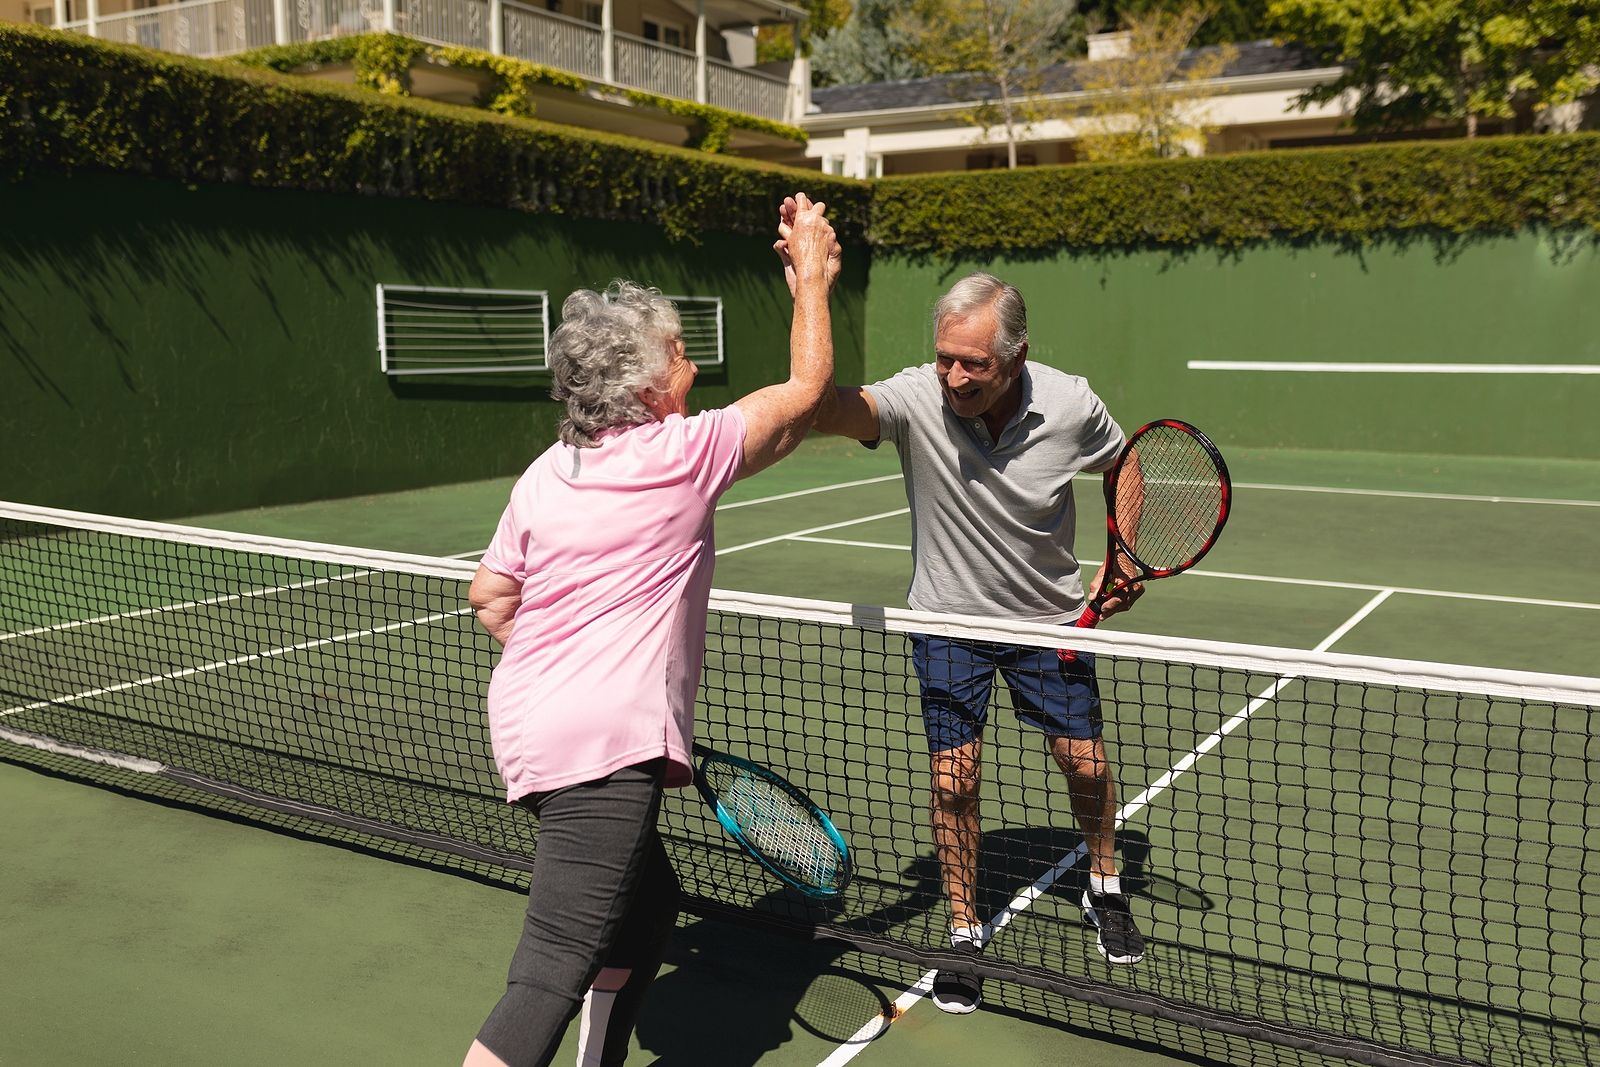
[1057,604,1103,664]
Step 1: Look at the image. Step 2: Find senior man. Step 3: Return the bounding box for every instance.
[776,217,1145,1013]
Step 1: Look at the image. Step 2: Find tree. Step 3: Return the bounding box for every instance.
[755,0,851,66]
[1267,0,1600,138]
[897,0,1080,168]
[809,0,939,86]
[1075,4,1236,161]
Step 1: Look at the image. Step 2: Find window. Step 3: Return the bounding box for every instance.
[664,296,724,368]
[548,0,602,22]
[643,18,684,48]
[29,4,54,23]
[820,154,881,179]
[547,0,601,22]
[377,285,551,376]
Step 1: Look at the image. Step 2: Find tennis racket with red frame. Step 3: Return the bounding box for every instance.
[1060,419,1231,662]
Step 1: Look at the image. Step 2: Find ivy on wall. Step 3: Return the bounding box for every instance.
[231,33,807,147]
[0,26,863,245]
[5,26,1598,254]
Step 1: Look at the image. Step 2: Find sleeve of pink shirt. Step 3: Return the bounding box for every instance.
[480,470,532,581]
[682,405,747,503]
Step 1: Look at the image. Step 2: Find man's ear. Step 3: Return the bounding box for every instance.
[1010,341,1029,377]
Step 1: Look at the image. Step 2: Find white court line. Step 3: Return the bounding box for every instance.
[715,509,909,557]
[0,570,377,643]
[718,474,902,511]
[1074,470,1600,509]
[1188,360,1600,374]
[1234,481,1600,509]
[1186,568,1600,612]
[445,470,1598,560]
[0,608,469,720]
[733,469,1600,510]
[442,475,905,559]
[790,536,911,553]
[814,591,1396,1065]
[783,537,1600,613]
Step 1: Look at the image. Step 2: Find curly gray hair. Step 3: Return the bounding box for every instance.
[932,272,1029,369]
[550,280,682,448]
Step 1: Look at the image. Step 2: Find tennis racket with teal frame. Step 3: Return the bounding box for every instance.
[692,743,852,899]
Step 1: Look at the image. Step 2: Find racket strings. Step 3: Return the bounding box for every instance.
[1117,427,1227,571]
[703,762,849,892]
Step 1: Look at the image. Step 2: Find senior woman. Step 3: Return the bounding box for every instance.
[462,194,840,1067]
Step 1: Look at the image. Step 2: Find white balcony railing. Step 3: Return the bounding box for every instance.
[501,1,602,81]
[282,0,381,44]
[96,0,276,57]
[397,0,487,50]
[612,31,697,100]
[707,58,788,123]
[55,0,795,122]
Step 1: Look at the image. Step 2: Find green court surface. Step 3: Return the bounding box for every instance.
[4,436,1599,1066]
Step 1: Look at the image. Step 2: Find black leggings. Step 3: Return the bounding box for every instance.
[477,760,681,1067]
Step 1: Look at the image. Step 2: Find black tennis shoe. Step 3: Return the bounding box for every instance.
[1082,890,1146,965]
[930,940,983,1014]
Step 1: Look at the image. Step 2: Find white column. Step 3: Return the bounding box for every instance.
[842,125,871,180]
[52,0,66,26]
[489,0,502,53]
[382,0,396,33]
[271,0,288,44]
[693,0,707,104]
[786,53,810,125]
[601,0,614,83]
[85,0,97,36]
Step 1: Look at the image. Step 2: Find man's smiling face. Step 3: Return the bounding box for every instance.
[934,305,1022,421]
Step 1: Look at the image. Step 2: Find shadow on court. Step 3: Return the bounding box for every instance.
[634,828,1215,1065]
[976,827,1215,916]
[636,903,894,1066]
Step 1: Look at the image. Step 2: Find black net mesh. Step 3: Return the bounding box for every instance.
[3,507,1596,1067]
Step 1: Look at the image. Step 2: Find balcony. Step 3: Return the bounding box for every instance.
[53,0,797,123]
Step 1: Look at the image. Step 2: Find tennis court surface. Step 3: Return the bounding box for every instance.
[4,437,1598,1066]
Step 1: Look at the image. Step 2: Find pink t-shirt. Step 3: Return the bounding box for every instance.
[479,406,747,801]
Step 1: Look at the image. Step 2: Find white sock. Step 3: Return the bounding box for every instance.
[576,988,618,1067]
[1090,873,1122,897]
[950,923,990,949]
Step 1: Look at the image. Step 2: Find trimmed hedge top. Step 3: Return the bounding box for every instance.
[4,25,1598,253]
[0,25,866,245]
[870,135,1600,256]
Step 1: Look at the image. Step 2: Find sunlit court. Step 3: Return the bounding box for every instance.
[4,4,1600,1066]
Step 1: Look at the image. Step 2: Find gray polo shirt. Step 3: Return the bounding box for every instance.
[866,363,1124,623]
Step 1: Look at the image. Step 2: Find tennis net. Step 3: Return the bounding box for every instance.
[2,501,1597,1067]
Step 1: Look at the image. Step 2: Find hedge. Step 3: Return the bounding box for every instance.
[870,134,1600,256]
[0,25,865,245]
[4,25,1598,254]
[230,33,808,150]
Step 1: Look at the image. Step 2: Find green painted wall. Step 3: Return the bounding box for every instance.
[7,171,1597,521]
[866,232,1600,458]
[1,172,869,517]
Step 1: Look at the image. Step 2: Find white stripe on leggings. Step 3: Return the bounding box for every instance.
[577,988,617,1067]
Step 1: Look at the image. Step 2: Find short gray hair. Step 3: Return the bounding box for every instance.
[550,280,682,448]
[932,272,1028,368]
